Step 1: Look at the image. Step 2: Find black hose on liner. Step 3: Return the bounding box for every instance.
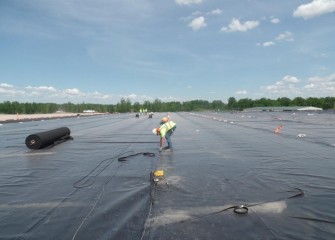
[25,127,72,149]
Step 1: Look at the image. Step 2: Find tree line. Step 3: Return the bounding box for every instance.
[0,96,334,114]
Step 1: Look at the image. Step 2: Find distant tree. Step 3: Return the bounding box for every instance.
[305,97,321,108]
[10,101,22,114]
[182,101,192,111]
[322,97,335,109]
[254,98,272,107]
[187,100,208,111]
[165,101,182,112]
[0,96,333,114]
[132,102,141,112]
[0,101,12,113]
[211,100,226,111]
[107,104,115,113]
[227,97,237,110]
[116,98,132,113]
[237,98,253,110]
[141,100,152,111]
[277,97,291,106]
[152,99,163,112]
[292,97,306,106]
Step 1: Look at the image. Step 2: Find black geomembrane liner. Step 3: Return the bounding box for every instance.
[0,112,334,239]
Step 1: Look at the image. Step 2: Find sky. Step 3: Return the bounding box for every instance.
[0,0,335,104]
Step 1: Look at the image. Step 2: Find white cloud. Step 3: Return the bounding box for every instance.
[0,83,25,96]
[261,74,335,97]
[303,74,335,93]
[88,91,113,100]
[209,9,223,15]
[189,16,207,31]
[0,83,161,103]
[283,75,300,83]
[303,83,316,89]
[139,95,153,101]
[261,75,301,94]
[0,83,14,88]
[258,31,293,48]
[293,0,335,19]
[183,9,221,25]
[159,96,181,102]
[63,88,85,96]
[26,86,57,92]
[271,18,280,24]
[236,90,247,95]
[176,0,203,6]
[263,41,275,47]
[275,31,294,42]
[24,86,104,100]
[127,94,137,99]
[221,18,260,32]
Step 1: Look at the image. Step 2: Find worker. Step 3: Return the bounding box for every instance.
[153,116,176,151]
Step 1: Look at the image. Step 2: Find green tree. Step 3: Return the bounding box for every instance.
[277,97,291,106]
[133,102,141,112]
[237,98,253,110]
[292,97,306,106]
[182,101,192,111]
[116,98,132,113]
[211,100,226,111]
[227,97,237,110]
[152,99,162,112]
[0,101,12,113]
[305,97,321,108]
[142,100,152,112]
[322,97,335,109]
[254,98,272,107]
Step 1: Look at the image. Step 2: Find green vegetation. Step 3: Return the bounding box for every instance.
[0,97,334,114]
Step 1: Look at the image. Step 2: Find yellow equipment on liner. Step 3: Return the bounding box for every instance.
[152,170,164,182]
[153,170,164,177]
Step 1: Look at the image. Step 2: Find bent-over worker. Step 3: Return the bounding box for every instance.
[153,117,176,151]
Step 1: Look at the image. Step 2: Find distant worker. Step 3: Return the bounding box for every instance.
[153,116,176,151]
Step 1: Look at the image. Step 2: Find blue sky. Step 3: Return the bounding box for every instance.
[0,0,334,104]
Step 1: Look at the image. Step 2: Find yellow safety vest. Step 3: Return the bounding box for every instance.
[159,121,176,137]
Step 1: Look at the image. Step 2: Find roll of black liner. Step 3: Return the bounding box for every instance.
[25,127,71,149]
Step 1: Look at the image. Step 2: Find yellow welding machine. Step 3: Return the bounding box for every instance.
[153,170,164,177]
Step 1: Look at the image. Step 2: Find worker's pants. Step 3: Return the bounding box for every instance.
[165,126,176,149]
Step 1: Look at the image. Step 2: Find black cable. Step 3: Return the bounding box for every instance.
[118,152,155,162]
[179,188,304,223]
[138,156,165,240]
[73,150,134,188]
[289,216,335,224]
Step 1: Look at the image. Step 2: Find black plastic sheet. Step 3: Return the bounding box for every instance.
[0,112,334,239]
[25,127,71,149]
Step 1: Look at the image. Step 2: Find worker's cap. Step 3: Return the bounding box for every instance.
[161,117,169,123]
